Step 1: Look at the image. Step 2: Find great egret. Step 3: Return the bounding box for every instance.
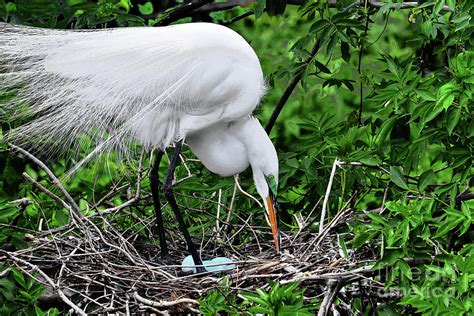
[1,22,280,271]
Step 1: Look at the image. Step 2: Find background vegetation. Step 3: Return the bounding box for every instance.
[0,0,473,314]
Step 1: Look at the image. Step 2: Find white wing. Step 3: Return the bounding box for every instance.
[0,22,265,156]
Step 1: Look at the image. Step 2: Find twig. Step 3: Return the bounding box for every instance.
[22,173,70,211]
[291,197,323,244]
[216,189,222,240]
[221,10,254,26]
[0,268,11,277]
[156,0,214,26]
[133,292,198,308]
[318,279,344,316]
[223,178,238,234]
[320,158,339,234]
[8,144,83,219]
[135,148,145,198]
[234,174,263,208]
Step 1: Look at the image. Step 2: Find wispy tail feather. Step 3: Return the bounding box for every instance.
[0,23,202,159]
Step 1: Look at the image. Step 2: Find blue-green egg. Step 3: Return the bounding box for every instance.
[181,256,236,273]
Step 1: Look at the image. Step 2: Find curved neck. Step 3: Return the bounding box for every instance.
[231,117,278,199]
[234,118,277,171]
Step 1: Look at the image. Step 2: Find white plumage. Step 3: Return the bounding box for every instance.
[1,22,265,152]
[0,22,280,252]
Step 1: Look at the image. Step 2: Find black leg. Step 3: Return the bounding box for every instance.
[150,148,168,257]
[163,139,205,273]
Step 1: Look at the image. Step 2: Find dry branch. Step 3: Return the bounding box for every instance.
[9,144,83,219]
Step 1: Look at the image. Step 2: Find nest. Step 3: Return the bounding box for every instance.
[3,206,380,315]
[3,145,381,315]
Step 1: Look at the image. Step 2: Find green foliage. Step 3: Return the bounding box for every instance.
[400,253,474,315]
[241,281,316,315]
[0,268,59,315]
[357,199,474,314]
[199,281,316,315]
[1,0,473,314]
[198,286,240,315]
[0,0,144,28]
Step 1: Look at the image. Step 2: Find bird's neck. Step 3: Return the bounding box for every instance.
[231,117,278,205]
[232,117,276,170]
[186,117,277,179]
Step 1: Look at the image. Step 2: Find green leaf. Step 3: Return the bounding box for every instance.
[0,278,15,293]
[441,94,455,110]
[35,306,46,316]
[11,268,27,289]
[367,212,388,225]
[401,220,410,243]
[377,116,397,145]
[309,19,329,34]
[398,260,413,280]
[418,169,434,191]
[266,0,286,16]
[433,0,445,15]
[455,19,470,32]
[314,60,331,74]
[451,12,471,24]
[382,248,405,265]
[421,103,444,125]
[390,166,409,190]
[458,273,469,293]
[138,2,153,15]
[435,217,463,237]
[416,89,437,101]
[254,0,265,18]
[19,290,33,300]
[444,208,463,218]
[341,41,350,63]
[0,205,20,221]
[359,157,380,166]
[421,20,433,38]
[437,82,458,110]
[446,108,461,135]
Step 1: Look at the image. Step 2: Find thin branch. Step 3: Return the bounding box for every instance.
[221,10,254,26]
[318,279,344,316]
[133,292,198,308]
[319,158,339,234]
[234,174,263,208]
[156,0,214,26]
[216,188,222,240]
[9,144,83,219]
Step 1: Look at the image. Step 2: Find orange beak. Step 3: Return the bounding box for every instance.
[266,194,280,253]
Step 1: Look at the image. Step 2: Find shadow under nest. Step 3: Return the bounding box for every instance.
[4,201,377,315]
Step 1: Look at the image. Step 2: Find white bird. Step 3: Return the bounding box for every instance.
[0,22,280,270]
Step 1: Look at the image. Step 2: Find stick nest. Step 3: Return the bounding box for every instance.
[3,146,379,314]
[4,204,377,314]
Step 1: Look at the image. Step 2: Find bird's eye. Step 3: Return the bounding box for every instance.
[267,174,274,180]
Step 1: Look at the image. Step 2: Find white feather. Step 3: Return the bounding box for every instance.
[0,22,265,156]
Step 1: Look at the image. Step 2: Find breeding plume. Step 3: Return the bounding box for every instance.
[0,22,280,270]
